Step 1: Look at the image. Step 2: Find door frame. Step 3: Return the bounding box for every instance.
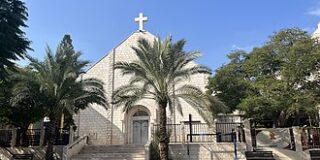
[124,105,151,144]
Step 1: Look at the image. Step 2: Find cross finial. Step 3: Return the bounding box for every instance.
[135,13,148,31]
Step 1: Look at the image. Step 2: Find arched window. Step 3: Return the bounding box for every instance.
[133,110,149,117]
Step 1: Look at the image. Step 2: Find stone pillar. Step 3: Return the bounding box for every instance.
[293,127,302,152]
[243,120,253,151]
[69,127,74,144]
[292,127,309,159]
[11,128,17,147]
[39,125,46,146]
[144,141,150,160]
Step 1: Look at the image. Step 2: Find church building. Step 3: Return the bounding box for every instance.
[73,13,209,145]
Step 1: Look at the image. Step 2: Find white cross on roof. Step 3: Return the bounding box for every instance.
[135,13,148,31]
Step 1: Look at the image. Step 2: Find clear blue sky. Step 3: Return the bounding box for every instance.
[23,0,320,73]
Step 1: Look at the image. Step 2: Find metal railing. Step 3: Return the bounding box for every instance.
[302,127,320,150]
[0,128,70,147]
[0,130,13,147]
[53,128,70,145]
[152,122,245,143]
[216,122,245,142]
[152,122,214,143]
[166,124,183,143]
[17,129,41,147]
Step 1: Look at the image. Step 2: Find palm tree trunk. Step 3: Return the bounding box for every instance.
[45,116,57,160]
[309,116,312,127]
[278,110,286,127]
[158,100,169,160]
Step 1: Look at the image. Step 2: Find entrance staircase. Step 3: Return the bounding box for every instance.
[265,147,310,160]
[71,145,146,160]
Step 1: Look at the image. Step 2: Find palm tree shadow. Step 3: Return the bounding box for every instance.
[75,105,124,145]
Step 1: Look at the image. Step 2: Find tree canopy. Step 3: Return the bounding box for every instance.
[0,0,31,80]
[207,28,320,127]
[0,68,45,130]
[10,35,108,159]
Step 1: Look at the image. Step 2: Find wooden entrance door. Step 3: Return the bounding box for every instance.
[133,120,149,144]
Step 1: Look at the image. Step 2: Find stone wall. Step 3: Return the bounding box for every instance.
[169,143,246,160]
[75,30,210,145]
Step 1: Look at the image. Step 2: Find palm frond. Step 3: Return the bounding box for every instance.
[113,35,212,124]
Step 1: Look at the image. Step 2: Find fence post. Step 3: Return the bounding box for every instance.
[216,132,222,142]
[232,129,238,160]
[11,128,17,147]
[189,114,193,142]
[69,127,74,144]
[39,126,46,146]
[293,127,309,159]
[243,120,253,151]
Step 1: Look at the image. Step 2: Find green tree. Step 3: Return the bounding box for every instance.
[113,36,211,160]
[207,50,250,112]
[12,35,108,159]
[208,28,320,127]
[206,95,229,117]
[0,68,45,140]
[0,0,31,80]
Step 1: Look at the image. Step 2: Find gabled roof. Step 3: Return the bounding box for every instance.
[86,30,156,72]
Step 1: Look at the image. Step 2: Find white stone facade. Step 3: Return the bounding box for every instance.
[74,30,209,145]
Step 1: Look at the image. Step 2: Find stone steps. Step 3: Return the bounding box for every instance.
[261,147,310,160]
[72,157,145,160]
[169,153,246,160]
[75,153,145,157]
[71,145,146,160]
[81,149,145,153]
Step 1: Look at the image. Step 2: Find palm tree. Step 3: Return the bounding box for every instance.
[12,35,108,160]
[113,36,211,160]
[1,68,46,146]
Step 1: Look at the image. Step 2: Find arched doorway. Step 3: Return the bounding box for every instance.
[125,106,151,144]
[132,110,149,144]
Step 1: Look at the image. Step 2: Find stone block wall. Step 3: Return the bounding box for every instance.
[169,143,246,160]
[75,30,210,145]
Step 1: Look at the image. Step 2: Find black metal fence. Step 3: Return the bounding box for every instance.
[0,128,69,147]
[187,132,239,143]
[184,123,214,142]
[16,129,41,147]
[187,126,245,143]
[152,122,245,143]
[152,122,215,143]
[302,127,320,150]
[0,130,12,147]
[166,124,183,143]
[47,128,70,145]
[187,133,217,142]
[216,122,245,142]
